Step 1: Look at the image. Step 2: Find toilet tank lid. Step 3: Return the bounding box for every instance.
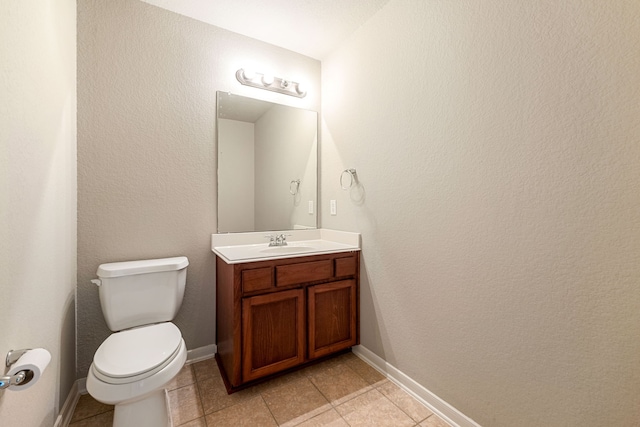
[97,256,189,278]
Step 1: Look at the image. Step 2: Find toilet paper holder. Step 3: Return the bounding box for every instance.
[6,349,30,367]
[1,349,33,390]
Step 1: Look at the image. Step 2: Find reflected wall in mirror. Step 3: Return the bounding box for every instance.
[217,92,318,233]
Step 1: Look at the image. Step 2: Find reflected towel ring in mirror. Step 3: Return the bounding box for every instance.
[340,169,358,190]
[290,179,301,195]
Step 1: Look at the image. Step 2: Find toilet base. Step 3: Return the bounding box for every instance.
[113,388,172,427]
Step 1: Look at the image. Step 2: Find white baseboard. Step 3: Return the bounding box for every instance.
[186,344,217,364]
[352,345,481,427]
[54,379,81,427]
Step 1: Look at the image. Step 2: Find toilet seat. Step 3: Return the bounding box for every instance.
[92,322,182,385]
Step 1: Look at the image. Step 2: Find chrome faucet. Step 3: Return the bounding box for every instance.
[275,234,289,246]
[266,234,290,246]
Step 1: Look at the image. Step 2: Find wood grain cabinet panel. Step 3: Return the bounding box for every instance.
[335,256,357,277]
[242,289,305,382]
[308,280,357,359]
[275,259,332,287]
[241,267,272,293]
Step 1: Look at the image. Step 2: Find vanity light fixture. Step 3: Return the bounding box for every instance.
[236,68,307,98]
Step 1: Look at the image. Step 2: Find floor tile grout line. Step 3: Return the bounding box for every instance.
[263,365,351,427]
[306,370,335,409]
[348,357,439,425]
[193,361,233,418]
[328,361,374,408]
[260,375,332,426]
[379,388,432,425]
[258,393,280,426]
[301,377,344,426]
[377,379,437,425]
[301,360,382,427]
[192,360,277,424]
[168,375,205,427]
[192,377,206,425]
[167,364,202,425]
[328,358,428,427]
[68,409,115,426]
[68,394,115,423]
[69,407,114,424]
[191,364,216,421]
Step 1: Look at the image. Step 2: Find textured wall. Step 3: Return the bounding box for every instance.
[77,0,320,377]
[0,0,77,423]
[322,0,640,425]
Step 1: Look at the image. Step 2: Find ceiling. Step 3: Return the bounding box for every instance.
[140,0,390,60]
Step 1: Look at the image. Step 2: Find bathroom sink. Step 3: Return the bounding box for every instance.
[212,230,361,264]
[260,246,315,254]
[214,242,324,261]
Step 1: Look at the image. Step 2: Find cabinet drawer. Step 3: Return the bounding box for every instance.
[242,267,273,293]
[275,260,332,287]
[334,256,357,277]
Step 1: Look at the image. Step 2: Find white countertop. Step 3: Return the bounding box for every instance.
[211,229,360,264]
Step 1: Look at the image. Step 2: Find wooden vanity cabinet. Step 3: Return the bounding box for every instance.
[215,251,359,391]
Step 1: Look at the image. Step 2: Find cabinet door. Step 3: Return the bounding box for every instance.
[308,280,357,360]
[242,289,305,382]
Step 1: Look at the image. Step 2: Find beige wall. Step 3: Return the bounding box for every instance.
[77,0,320,377]
[322,0,640,425]
[0,0,77,424]
[218,119,255,232]
[255,105,318,231]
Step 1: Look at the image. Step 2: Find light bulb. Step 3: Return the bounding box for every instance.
[242,68,256,81]
[295,82,307,96]
[261,73,274,86]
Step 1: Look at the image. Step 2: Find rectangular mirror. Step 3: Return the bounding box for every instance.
[216,92,318,233]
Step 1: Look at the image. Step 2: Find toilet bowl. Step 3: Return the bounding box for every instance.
[86,324,187,426]
[87,257,189,427]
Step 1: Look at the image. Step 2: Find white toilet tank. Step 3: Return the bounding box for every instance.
[95,257,189,332]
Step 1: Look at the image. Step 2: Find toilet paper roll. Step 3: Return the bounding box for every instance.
[7,348,51,391]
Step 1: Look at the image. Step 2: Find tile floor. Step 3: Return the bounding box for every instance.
[69,352,452,427]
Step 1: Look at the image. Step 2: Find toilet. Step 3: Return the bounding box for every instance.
[86,256,189,427]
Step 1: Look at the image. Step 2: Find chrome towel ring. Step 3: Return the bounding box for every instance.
[340,169,358,190]
[290,179,301,195]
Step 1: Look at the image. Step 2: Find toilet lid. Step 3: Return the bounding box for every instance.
[93,322,182,379]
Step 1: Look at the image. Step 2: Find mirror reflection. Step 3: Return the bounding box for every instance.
[217,92,318,233]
